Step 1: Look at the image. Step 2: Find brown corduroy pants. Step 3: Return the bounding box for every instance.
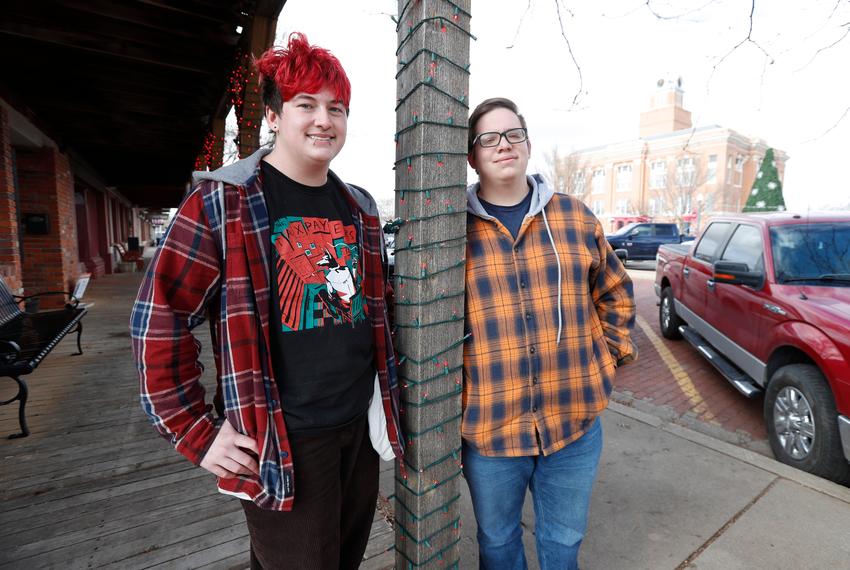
[240,415,379,569]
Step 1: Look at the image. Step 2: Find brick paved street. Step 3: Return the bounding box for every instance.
[613,262,769,452]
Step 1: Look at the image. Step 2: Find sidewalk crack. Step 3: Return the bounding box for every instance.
[675,477,779,569]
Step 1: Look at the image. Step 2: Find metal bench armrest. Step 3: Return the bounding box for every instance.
[14,291,80,309]
[0,339,21,365]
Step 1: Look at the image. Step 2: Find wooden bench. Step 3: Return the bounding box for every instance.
[0,276,88,438]
[113,242,144,271]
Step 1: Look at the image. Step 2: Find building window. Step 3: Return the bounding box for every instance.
[707,155,717,183]
[649,160,667,189]
[571,170,586,196]
[649,196,665,215]
[734,154,744,186]
[592,200,605,215]
[676,157,696,187]
[592,168,605,195]
[726,155,733,184]
[616,164,632,192]
[616,199,629,214]
[676,195,692,215]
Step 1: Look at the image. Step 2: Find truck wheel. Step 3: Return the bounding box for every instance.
[764,364,850,485]
[659,287,683,339]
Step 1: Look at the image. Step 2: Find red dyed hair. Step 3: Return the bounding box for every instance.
[255,32,351,112]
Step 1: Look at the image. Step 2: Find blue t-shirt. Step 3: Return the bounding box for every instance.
[479,189,533,239]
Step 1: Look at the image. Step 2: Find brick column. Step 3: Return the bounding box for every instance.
[16,147,80,308]
[0,107,22,293]
[75,185,106,277]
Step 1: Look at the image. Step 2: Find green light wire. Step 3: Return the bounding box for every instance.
[389,492,461,522]
[396,82,468,110]
[397,334,470,366]
[402,385,462,407]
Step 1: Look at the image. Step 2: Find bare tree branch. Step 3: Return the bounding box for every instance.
[801,0,846,42]
[803,104,850,142]
[506,0,533,49]
[643,0,718,21]
[706,0,774,92]
[795,22,850,72]
[553,0,584,106]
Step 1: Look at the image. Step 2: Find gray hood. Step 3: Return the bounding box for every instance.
[192,146,272,187]
[191,145,378,217]
[465,174,556,219]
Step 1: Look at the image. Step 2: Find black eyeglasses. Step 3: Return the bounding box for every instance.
[473,127,528,148]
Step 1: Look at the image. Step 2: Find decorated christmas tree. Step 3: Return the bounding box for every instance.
[743,148,786,212]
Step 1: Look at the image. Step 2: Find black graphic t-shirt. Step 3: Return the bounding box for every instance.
[262,161,374,434]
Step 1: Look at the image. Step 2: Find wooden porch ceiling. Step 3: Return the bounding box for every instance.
[0,0,286,209]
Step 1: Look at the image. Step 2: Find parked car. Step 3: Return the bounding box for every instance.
[383,230,396,279]
[655,212,850,484]
[607,222,689,262]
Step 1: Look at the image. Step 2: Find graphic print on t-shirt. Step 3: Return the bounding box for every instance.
[271,215,366,331]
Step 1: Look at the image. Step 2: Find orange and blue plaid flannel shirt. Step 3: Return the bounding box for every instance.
[463,186,636,457]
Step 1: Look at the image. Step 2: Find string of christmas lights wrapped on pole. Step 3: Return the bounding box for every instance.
[391,1,473,568]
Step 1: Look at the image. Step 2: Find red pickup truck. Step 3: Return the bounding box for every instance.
[655,212,850,484]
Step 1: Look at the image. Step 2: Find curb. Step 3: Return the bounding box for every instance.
[608,400,850,505]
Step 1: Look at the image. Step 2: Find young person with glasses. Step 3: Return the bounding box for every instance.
[462,97,637,569]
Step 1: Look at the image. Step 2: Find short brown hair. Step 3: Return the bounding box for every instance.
[467,97,528,153]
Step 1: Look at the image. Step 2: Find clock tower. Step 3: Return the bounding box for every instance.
[639,75,693,137]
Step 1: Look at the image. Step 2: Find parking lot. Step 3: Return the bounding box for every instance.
[613,261,769,454]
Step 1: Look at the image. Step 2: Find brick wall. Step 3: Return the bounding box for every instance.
[16,147,80,308]
[0,107,23,293]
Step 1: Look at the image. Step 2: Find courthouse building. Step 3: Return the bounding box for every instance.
[561,77,787,233]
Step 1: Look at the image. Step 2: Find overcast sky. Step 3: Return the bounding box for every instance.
[270,0,850,211]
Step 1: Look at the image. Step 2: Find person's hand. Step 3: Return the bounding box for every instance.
[200,419,260,479]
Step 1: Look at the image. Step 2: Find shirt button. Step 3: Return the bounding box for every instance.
[532,376,539,384]
[520,281,527,288]
[280,451,289,459]
[532,406,537,412]
[529,346,536,354]
[525,312,532,321]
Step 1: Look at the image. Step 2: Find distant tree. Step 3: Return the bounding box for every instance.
[544,147,586,198]
[654,151,711,229]
[743,148,785,212]
[375,196,395,223]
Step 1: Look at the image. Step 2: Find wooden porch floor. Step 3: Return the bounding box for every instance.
[0,269,394,569]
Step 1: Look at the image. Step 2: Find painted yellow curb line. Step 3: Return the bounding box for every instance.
[635,314,716,422]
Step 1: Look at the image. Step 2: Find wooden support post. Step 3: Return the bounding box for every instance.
[393,1,471,568]
[239,15,276,158]
[209,116,226,170]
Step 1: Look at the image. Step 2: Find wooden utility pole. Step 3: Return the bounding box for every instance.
[393,1,471,568]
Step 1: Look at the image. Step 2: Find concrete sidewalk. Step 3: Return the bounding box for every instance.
[372,402,850,569]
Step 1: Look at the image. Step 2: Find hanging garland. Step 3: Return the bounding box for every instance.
[226,49,262,156]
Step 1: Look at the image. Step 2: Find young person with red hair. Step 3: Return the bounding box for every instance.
[132,33,402,569]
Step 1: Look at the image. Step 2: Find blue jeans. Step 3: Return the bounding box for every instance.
[462,418,603,570]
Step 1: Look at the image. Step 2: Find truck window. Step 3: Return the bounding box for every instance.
[720,224,763,271]
[694,222,731,262]
[656,224,677,237]
[631,225,652,237]
[771,222,850,283]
